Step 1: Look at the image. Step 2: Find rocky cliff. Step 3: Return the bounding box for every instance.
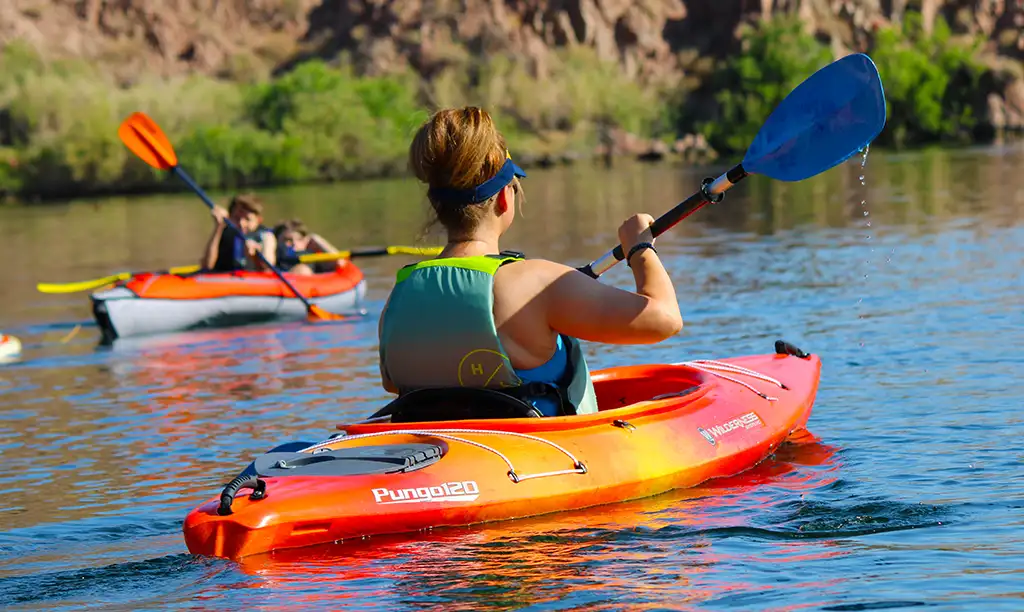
[2,0,1023,126]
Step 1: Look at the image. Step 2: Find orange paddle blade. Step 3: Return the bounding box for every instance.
[307,305,347,322]
[118,112,178,170]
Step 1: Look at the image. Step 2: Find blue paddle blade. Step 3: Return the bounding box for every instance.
[743,53,886,182]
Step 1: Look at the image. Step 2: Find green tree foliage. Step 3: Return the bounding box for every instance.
[699,18,833,155]
[246,60,427,178]
[0,14,1002,201]
[1,45,658,199]
[695,14,991,154]
[869,14,987,146]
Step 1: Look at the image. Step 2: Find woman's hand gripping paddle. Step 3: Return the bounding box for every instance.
[578,53,888,278]
[117,112,345,322]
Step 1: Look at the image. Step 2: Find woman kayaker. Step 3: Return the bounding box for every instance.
[273,219,341,276]
[377,106,682,417]
[201,193,277,272]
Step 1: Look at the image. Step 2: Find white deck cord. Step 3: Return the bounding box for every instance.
[686,359,786,387]
[298,361,785,483]
[671,359,786,401]
[300,428,587,484]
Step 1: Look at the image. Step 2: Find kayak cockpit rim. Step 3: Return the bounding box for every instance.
[337,363,719,434]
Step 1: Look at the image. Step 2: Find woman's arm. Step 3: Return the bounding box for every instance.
[534,259,682,344]
[261,232,278,267]
[537,214,682,344]
[201,221,226,269]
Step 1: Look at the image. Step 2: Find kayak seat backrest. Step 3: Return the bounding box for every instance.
[372,387,544,423]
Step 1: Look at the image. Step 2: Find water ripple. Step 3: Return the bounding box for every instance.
[1,149,1022,609]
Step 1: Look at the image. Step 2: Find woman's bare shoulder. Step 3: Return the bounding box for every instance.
[496,258,610,308]
[497,257,579,285]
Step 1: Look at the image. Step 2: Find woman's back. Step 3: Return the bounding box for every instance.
[378,106,682,417]
[379,252,599,416]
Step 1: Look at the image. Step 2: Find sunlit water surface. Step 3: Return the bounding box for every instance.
[0,147,1022,610]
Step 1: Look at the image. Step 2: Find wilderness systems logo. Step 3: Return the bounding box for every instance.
[697,412,764,446]
[697,428,717,446]
[372,481,480,505]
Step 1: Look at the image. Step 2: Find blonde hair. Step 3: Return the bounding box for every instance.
[409,107,521,235]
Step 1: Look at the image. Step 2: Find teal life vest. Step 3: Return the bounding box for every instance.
[378,252,598,416]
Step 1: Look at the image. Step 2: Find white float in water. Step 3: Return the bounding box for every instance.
[0,334,21,362]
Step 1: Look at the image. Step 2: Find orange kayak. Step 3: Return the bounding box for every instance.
[91,261,365,340]
[183,342,821,559]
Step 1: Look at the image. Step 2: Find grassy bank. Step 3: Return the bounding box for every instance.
[0,14,1003,202]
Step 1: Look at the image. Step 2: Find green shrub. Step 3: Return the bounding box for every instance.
[698,17,833,155]
[0,12,1001,201]
[175,123,310,187]
[692,13,990,153]
[424,47,666,156]
[246,59,425,178]
[0,147,22,196]
[1,41,670,198]
[869,14,987,146]
[1,64,127,195]
[0,43,247,197]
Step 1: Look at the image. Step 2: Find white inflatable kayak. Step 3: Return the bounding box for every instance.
[90,262,366,341]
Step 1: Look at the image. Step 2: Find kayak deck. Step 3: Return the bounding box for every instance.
[183,347,821,559]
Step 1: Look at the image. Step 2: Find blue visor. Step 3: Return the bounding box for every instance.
[428,157,527,205]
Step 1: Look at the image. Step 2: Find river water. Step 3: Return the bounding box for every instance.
[0,146,1021,610]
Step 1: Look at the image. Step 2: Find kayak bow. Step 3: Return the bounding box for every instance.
[183,342,820,559]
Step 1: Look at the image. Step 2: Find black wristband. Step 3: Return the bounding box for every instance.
[626,241,657,267]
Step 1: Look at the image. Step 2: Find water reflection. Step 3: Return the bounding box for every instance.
[6,145,1023,335]
[0,320,382,533]
[230,437,844,609]
[0,145,1021,609]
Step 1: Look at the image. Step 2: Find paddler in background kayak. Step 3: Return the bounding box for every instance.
[273,218,341,276]
[377,106,682,417]
[200,193,277,272]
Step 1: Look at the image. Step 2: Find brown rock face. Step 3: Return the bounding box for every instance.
[1,0,1022,128]
[2,0,1020,81]
[1,0,320,81]
[292,0,687,84]
[1,1,692,84]
[994,76,1024,128]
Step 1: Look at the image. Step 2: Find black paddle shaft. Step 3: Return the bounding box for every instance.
[577,164,749,278]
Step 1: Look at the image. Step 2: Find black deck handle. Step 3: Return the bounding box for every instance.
[217,473,266,516]
[774,340,810,359]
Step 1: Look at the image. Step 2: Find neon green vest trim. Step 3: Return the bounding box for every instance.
[395,255,510,284]
[379,254,598,415]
